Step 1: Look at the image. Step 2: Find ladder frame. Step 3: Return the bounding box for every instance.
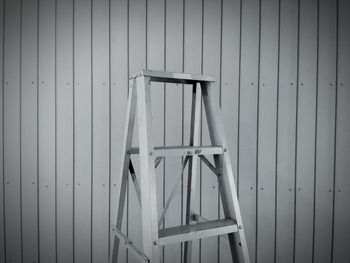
[110,70,250,263]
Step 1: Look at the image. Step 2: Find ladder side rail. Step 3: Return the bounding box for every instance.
[110,80,138,263]
[136,76,161,263]
[201,81,250,263]
[184,83,202,263]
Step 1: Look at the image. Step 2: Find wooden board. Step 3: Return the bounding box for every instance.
[128,0,147,261]
[147,0,165,261]
[38,0,56,261]
[183,0,203,261]
[3,0,22,260]
[238,0,260,261]
[91,0,110,261]
[313,0,337,262]
[256,0,279,262]
[0,0,4,261]
[73,0,92,262]
[20,0,39,261]
[164,0,183,261]
[220,0,241,261]
[275,0,298,262]
[109,0,128,262]
[56,0,74,262]
[201,0,221,262]
[333,0,350,261]
[294,0,318,262]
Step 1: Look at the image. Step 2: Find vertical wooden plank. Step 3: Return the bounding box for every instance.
[20,0,39,261]
[73,0,92,261]
[56,0,74,262]
[110,0,128,261]
[128,0,146,261]
[183,0,202,261]
[147,0,165,261]
[275,0,298,261]
[333,0,350,261]
[238,0,260,261]
[0,0,4,260]
[256,0,279,262]
[294,0,318,261]
[201,0,221,262]
[313,0,337,262]
[92,0,110,261]
[220,0,241,261]
[164,0,183,261]
[3,0,22,261]
[38,0,56,260]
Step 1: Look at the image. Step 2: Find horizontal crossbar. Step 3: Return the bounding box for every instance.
[130,69,216,84]
[128,146,224,157]
[156,219,237,246]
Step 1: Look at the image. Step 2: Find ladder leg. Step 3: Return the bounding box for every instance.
[184,83,201,263]
[201,81,250,263]
[110,80,137,263]
[136,76,161,263]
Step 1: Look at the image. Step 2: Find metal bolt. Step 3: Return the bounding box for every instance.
[239,225,242,230]
[149,151,154,156]
[194,149,201,154]
[223,148,227,152]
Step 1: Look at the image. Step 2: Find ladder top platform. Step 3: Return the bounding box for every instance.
[130,69,216,84]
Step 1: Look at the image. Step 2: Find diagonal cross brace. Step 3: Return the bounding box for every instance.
[158,156,190,227]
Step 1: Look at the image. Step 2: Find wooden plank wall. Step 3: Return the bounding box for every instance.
[0,0,349,262]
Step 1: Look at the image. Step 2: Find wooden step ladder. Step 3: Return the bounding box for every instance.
[110,69,250,263]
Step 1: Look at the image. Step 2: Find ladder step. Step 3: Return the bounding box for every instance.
[130,69,216,84]
[156,219,237,246]
[128,145,224,157]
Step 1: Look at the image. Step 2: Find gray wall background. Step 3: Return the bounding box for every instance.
[0,0,349,262]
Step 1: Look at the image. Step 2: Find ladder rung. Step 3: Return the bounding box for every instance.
[128,146,224,157]
[156,219,237,246]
